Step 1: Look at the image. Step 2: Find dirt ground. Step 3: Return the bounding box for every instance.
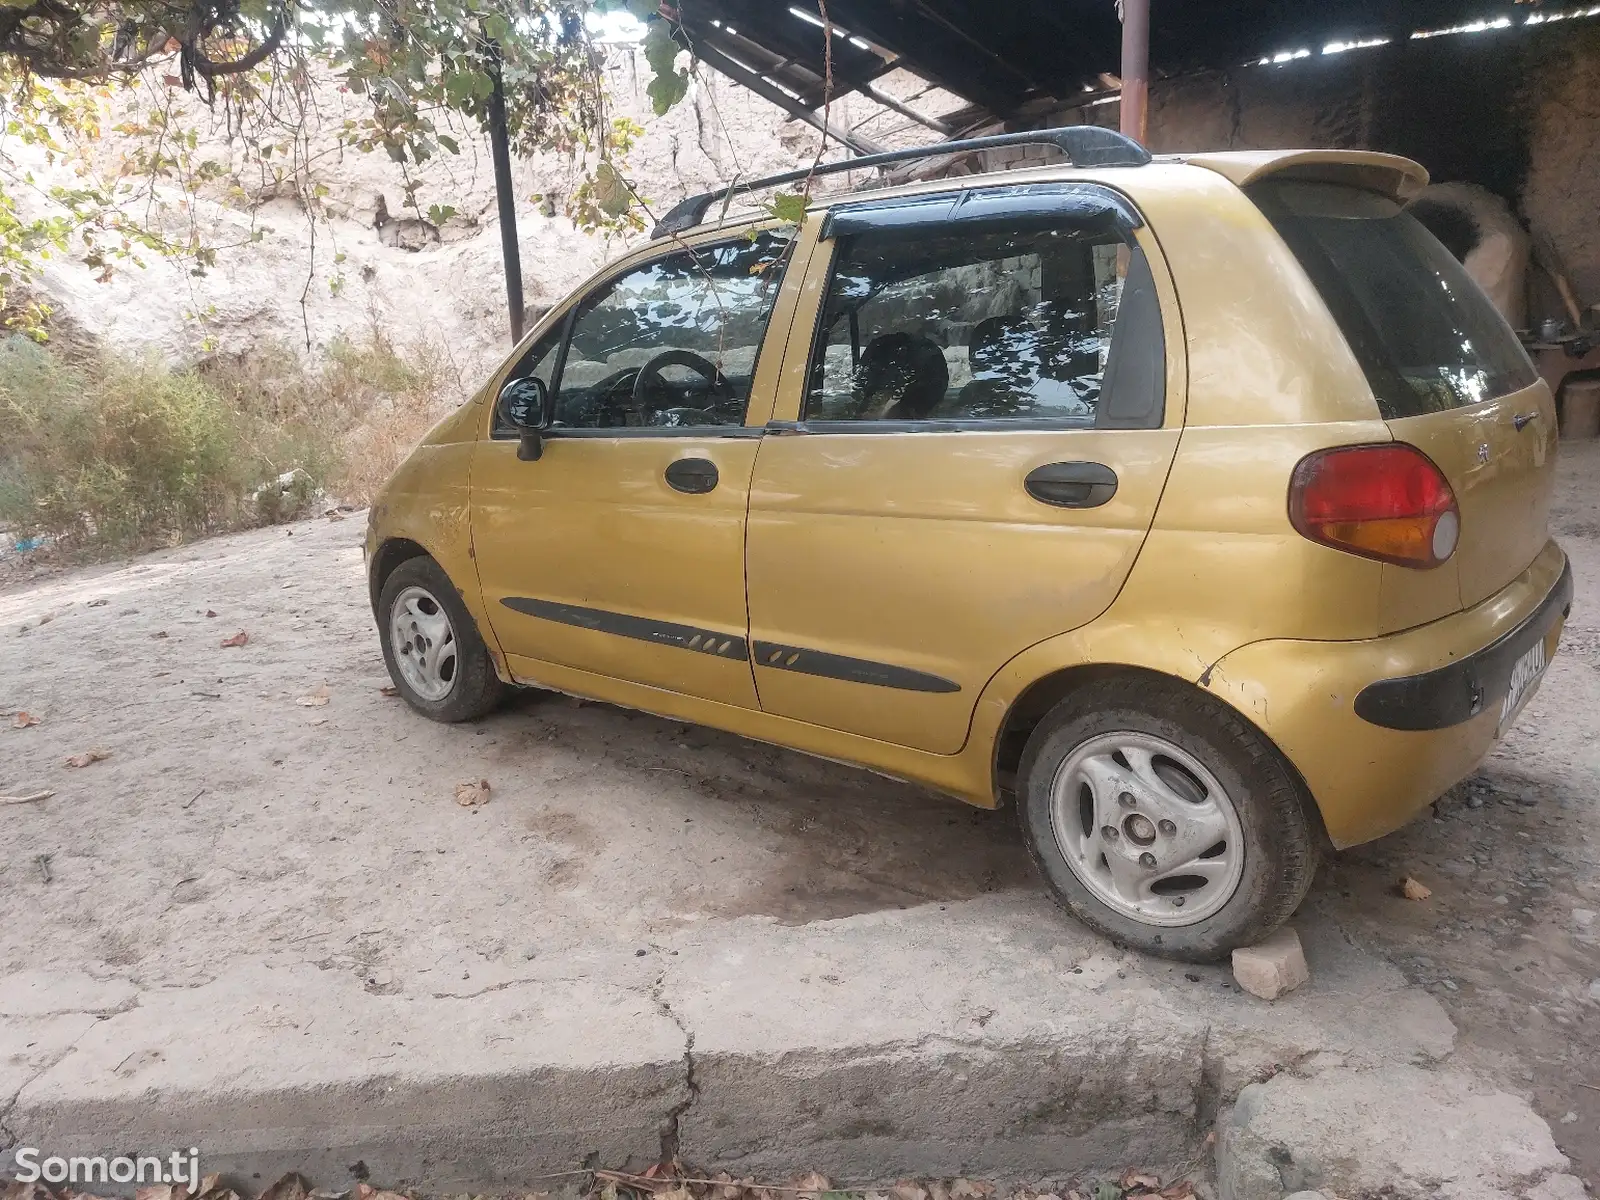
[3,445,1600,1186]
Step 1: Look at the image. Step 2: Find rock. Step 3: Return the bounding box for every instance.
[1573,907,1596,929]
[1214,1064,1571,1200]
[1527,1176,1589,1200]
[1231,926,1310,1001]
[1589,979,1600,1003]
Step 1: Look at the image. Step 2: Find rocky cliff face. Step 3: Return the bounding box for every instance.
[11,48,930,386]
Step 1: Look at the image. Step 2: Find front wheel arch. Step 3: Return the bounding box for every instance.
[368,536,431,617]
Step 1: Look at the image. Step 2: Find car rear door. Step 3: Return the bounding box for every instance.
[743,185,1184,755]
[471,230,800,709]
[1249,178,1556,620]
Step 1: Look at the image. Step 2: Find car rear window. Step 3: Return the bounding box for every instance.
[1247,179,1537,419]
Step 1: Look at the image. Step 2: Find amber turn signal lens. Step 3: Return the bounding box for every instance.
[1289,443,1460,569]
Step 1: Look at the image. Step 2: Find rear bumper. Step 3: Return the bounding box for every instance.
[1355,560,1572,730]
[1201,540,1570,847]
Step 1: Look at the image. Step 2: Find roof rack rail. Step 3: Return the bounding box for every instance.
[650,124,1151,241]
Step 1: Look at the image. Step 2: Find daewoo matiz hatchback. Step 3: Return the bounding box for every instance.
[366,126,1569,961]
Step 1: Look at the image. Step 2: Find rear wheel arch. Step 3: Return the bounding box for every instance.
[992,664,1330,847]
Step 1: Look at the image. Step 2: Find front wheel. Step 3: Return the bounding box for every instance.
[1016,676,1319,962]
[378,556,506,723]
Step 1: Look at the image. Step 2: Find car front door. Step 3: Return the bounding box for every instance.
[744,185,1184,753]
[472,229,800,708]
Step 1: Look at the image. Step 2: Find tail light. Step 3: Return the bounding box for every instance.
[1289,443,1459,569]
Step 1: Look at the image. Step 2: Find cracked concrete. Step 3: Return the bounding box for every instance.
[0,894,1483,1191]
[5,458,1600,1194]
[650,979,699,1163]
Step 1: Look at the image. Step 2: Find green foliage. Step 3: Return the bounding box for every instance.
[0,329,453,554]
[0,1,696,309]
[0,338,254,547]
[765,191,809,225]
[641,16,688,115]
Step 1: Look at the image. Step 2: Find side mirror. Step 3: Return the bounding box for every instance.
[497,376,550,461]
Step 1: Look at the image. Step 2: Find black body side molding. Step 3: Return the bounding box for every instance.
[752,642,960,694]
[500,597,749,661]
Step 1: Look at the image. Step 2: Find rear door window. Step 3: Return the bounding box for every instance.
[804,204,1165,429]
[1248,179,1536,419]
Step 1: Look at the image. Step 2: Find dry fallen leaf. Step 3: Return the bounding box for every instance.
[1400,876,1433,901]
[12,711,39,728]
[950,1183,992,1200]
[455,778,491,807]
[379,684,400,697]
[64,748,111,768]
[1120,1170,1162,1193]
[297,684,331,707]
[1158,1184,1197,1200]
[794,1175,831,1200]
[889,1185,928,1200]
[0,790,54,806]
[257,1174,310,1200]
[220,630,249,648]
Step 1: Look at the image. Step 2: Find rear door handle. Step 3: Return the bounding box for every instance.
[1514,411,1539,431]
[665,457,719,494]
[1024,461,1119,508]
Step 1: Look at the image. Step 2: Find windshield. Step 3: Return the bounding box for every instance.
[1248,179,1536,419]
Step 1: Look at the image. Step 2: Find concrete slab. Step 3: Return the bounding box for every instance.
[6,450,1600,1195]
[1216,1064,1576,1200]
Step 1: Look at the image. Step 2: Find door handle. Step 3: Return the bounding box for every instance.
[1513,411,1539,431]
[1024,461,1118,508]
[665,457,719,494]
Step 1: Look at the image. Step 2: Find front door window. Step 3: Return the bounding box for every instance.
[552,231,793,430]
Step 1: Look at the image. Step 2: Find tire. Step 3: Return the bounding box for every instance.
[378,556,506,723]
[1016,675,1319,962]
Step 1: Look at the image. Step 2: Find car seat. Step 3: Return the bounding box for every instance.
[853,331,950,420]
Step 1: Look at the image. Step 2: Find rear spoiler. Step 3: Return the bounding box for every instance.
[1178,150,1429,202]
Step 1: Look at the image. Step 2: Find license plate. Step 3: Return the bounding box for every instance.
[1496,636,1551,738]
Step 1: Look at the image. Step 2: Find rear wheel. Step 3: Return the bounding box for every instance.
[379,556,505,723]
[1016,676,1318,962]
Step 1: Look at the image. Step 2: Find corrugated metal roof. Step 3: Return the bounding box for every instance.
[670,1,1558,120]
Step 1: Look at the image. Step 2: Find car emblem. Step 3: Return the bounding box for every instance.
[1477,443,1491,463]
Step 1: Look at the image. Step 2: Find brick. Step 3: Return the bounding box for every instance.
[1231,925,1310,1001]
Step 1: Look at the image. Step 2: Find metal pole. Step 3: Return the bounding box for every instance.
[1119,0,1150,146]
[486,42,525,343]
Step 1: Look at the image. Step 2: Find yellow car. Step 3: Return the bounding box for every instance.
[367,128,1569,961]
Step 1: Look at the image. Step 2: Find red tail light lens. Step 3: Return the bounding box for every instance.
[1289,443,1459,569]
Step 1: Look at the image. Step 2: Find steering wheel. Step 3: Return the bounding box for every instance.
[631,349,733,410]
